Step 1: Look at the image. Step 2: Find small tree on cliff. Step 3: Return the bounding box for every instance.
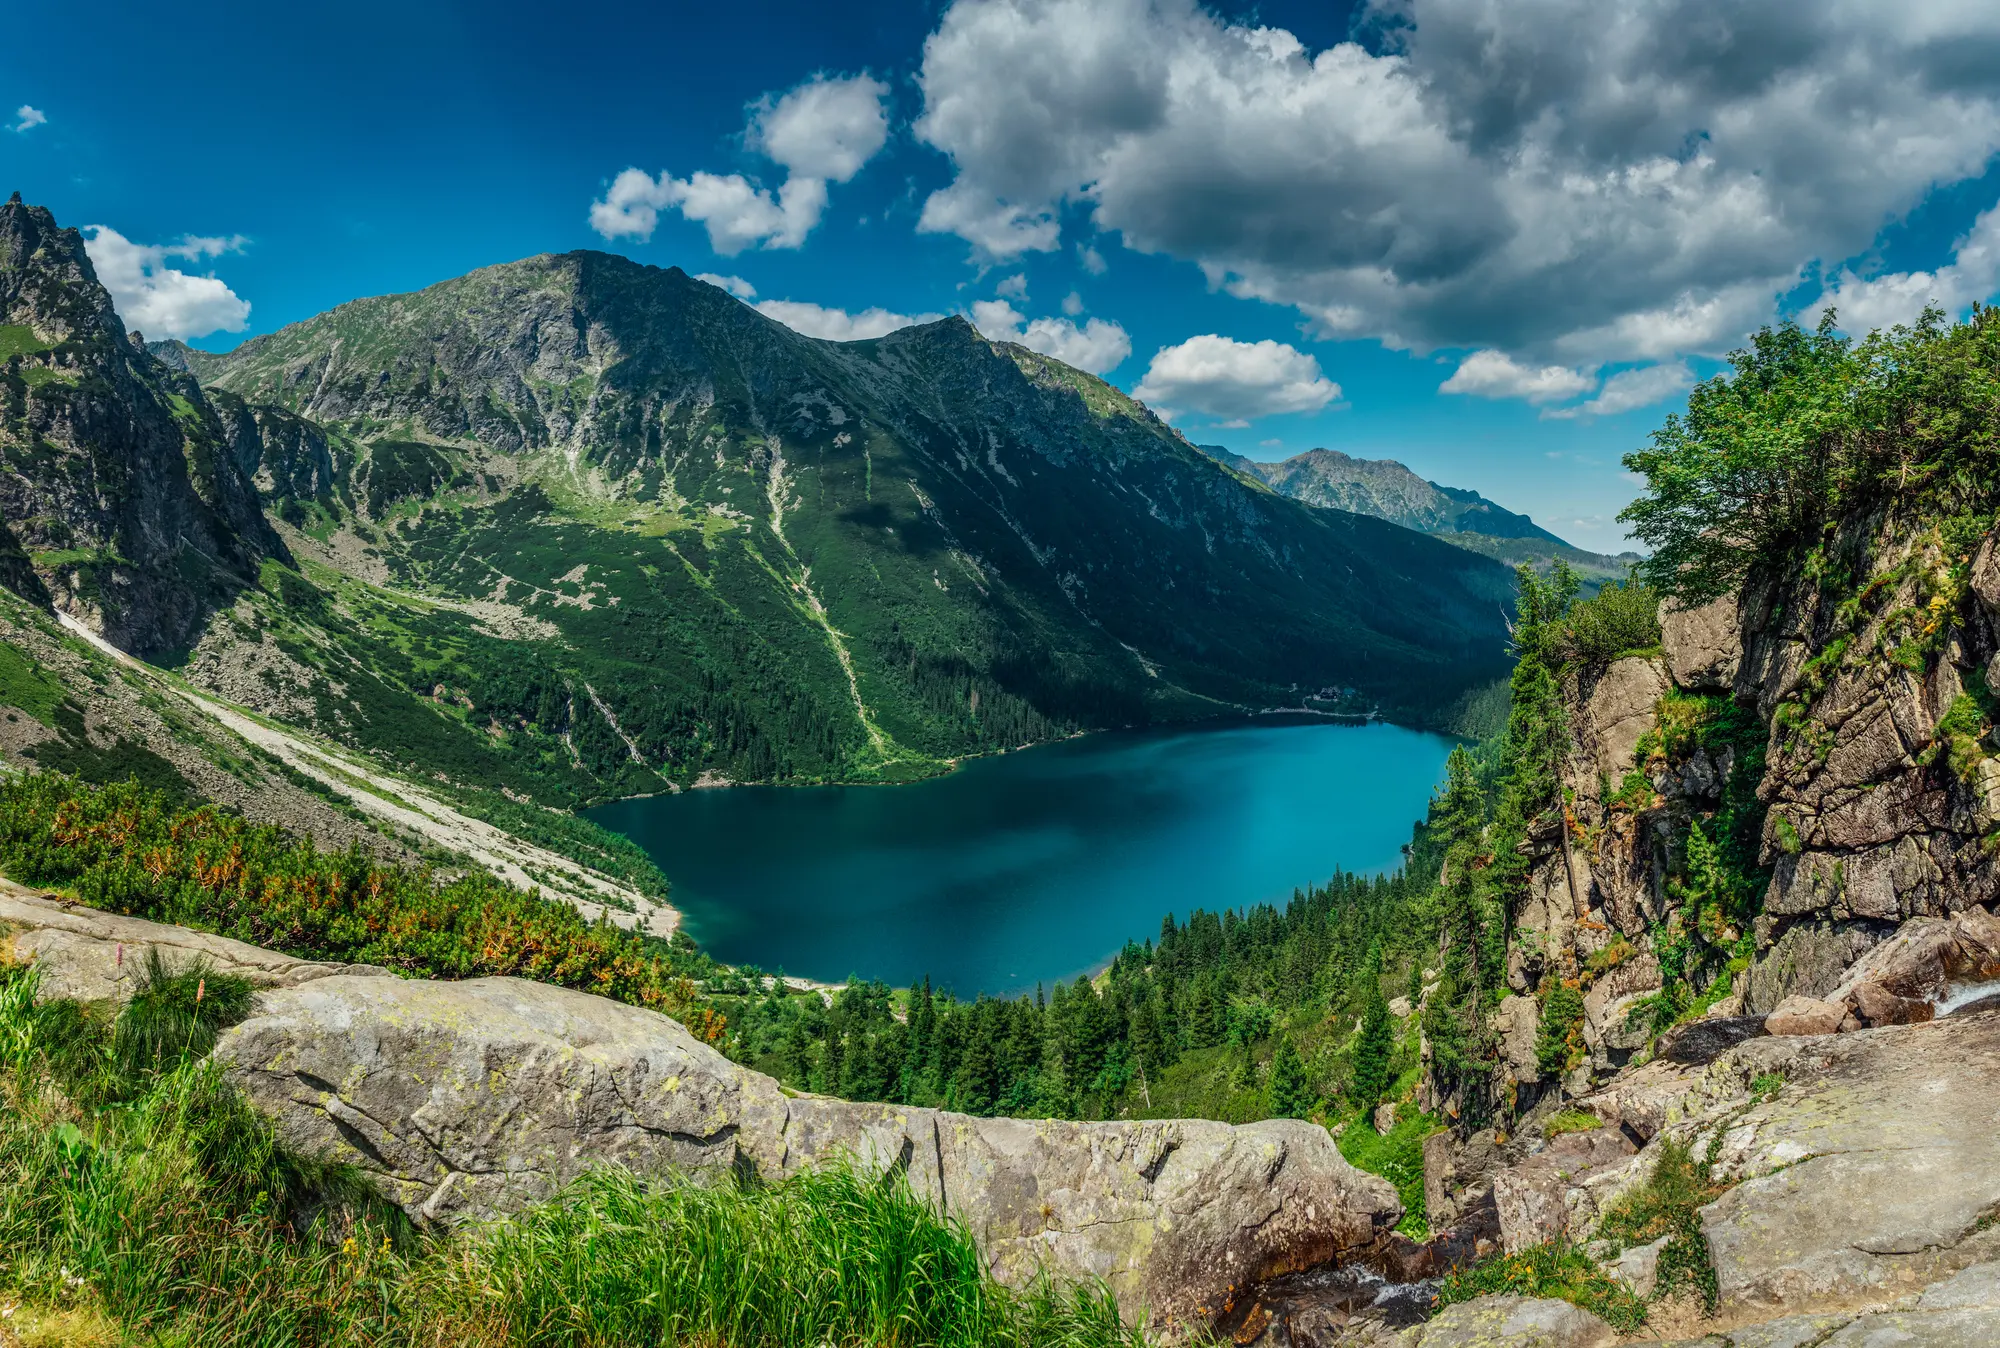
[1350,942,1394,1125]
[1536,981,1586,1080]
[1423,744,1497,1113]
[1268,1033,1310,1119]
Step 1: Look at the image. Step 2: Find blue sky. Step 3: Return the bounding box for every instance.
[9,0,2000,554]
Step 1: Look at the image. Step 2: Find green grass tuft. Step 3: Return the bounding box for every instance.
[1435,1240,1648,1333]
[1595,1138,1727,1311]
[0,960,1143,1347]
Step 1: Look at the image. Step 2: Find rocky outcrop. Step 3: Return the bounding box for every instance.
[1567,1008,2000,1317]
[1735,530,2000,1007]
[1760,995,1844,1036]
[0,880,385,1000]
[1628,1267,2000,1347]
[1695,1013,2000,1312]
[1490,1127,1644,1254]
[1403,1295,1616,1348]
[213,971,1400,1341]
[1660,595,1742,693]
[0,196,281,658]
[208,388,349,504]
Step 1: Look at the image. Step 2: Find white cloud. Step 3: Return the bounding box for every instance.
[751,73,891,181]
[696,272,758,300]
[1439,350,1593,404]
[1807,205,2000,338]
[13,105,45,133]
[970,298,1132,373]
[1061,290,1084,316]
[591,73,888,254]
[914,0,2000,381]
[1543,362,1696,420]
[755,299,945,341]
[591,169,826,254]
[996,272,1028,300]
[82,226,251,339]
[1078,244,1106,275]
[1132,334,1339,422]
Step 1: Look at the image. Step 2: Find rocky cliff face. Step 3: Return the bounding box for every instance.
[0,196,282,658]
[1478,509,2000,1107]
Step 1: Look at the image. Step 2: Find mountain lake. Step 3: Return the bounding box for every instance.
[588,716,1456,996]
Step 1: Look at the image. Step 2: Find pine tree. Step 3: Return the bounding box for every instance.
[1350,943,1394,1123]
[1537,981,1586,1078]
[1268,1033,1310,1118]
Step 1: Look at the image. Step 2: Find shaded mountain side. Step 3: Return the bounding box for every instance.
[0,195,282,658]
[179,250,1515,792]
[1201,443,1638,585]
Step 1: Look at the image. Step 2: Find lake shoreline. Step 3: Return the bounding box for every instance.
[586,718,1455,997]
[585,704,1399,809]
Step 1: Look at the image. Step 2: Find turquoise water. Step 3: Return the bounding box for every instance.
[588,718,1454,996]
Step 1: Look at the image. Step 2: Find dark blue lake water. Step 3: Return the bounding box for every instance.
[588,718,1454,996]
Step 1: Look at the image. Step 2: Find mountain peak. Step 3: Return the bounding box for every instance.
[0,194,125,350]
[0,197,280,656]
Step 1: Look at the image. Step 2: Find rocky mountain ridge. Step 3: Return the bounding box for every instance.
[0,197,1522,929]
[1478,517,2000,1116]
[187,251,1515,719]
[0,194,282,658]
[1198,443,1638,585]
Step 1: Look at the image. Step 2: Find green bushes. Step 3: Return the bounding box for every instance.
[1336,1109,1441,1238]
[1596,1138,1727,1310]
[0,773,722,1042]
[1623,307,2000,604]
[1559,576,1661,668]
[1435,1241,1647,1333]
[1535,982,1585,1077]
[0,961,1142,1347]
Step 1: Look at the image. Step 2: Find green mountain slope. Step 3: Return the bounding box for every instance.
[179,252,1513,790]
[1200,444,1638,584]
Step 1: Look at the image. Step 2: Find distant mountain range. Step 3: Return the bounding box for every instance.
[1197,445,1638,583]
[0,194,1518,846]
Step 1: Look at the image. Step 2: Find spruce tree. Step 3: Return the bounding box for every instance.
[1268,1033,1310,1118]
[1537,982,1586,1078]
[1350,941,1394,1123]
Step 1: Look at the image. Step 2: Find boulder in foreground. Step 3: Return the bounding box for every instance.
[215,972,1401,1340]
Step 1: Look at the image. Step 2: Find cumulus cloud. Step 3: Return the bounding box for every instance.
[913,0,2000,383]
[696,272,759,300]
[755,299,945,341]
[1807,205,2000,338]
[1543,362,1695,420]
[591,73,888,254]
[1439,350,1593,404]
[1061,290,1084,316]
[13,105,45,133]
[82,227,251,339]
[1131,335,1339,422]
[996,272,1028,299]
[970,298,1132,373]
[1078,244,1106,275]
